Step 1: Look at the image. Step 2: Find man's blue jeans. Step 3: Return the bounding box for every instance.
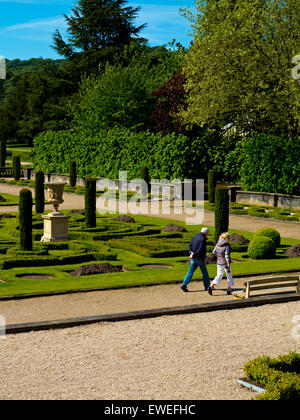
[182,257,210,290]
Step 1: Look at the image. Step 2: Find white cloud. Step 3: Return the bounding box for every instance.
[0,0,74,4]
[2,16,65,32]
[0,15,67,42]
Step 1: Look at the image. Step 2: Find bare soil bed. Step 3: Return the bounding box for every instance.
[284,245,300,258]
[70,263,124,276]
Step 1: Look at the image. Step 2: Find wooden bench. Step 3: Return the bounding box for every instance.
[243,275,300,299]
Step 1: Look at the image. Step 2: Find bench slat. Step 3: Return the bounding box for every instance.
[244,276,299,287]
[244,275,300,298]
[249,282,298,292]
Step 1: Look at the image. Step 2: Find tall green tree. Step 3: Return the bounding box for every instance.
[0,62,77,144]
[72,46,182,133]
[181,0,300,136]
[52,0,146,58]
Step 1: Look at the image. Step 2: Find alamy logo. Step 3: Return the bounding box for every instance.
[292,315,300,342]
[96,171,204,225]
[292,55,300,80]
[0,56,6,80]
[0,315,6,339]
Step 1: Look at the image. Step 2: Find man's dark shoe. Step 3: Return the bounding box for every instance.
[227,290,232,295]
[208,287,213,296]
[181,285,188,293]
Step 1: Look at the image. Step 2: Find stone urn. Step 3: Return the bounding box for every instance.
[41,182,70,242]
[46,182,66,214]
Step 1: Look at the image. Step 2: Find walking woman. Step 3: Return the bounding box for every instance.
[208,232,234,295]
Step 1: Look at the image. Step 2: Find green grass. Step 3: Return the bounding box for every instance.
[0,210,298,297]
[6,146,33,163]
[0,193,20,206]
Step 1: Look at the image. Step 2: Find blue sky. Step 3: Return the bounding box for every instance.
[0,0,196,60]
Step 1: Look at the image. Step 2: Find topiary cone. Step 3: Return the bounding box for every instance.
[69,161,77,187]
[85,177,96,228]
[35,170,45,214]
[208,169,216,203]
[214,187,229,243]
[19,188,33,251]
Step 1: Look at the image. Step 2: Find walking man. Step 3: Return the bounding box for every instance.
[181,227,210,292]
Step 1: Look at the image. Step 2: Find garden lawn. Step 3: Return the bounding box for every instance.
[0,212,298,297]
[0,193,19,206]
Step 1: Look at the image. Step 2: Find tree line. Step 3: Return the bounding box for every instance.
[0,0,299,189]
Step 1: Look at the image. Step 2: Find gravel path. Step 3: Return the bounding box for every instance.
[0,281,243,325]
[2,273,300,325]
[0,301,299,400]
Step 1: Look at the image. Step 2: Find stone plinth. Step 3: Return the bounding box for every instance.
[41,213,70,242]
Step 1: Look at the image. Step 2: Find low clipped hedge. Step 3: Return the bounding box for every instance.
[254,227,281,247]
[247,236,276,259]
[108,235,189,258]
[244,352,300,400]
[0,251,117,269]
[70,227,160,242]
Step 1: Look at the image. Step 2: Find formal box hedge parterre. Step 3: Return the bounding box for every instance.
[244,352,300,400]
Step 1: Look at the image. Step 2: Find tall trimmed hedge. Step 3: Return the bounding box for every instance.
[214,187,229,243]
[85,177,96,228]
[19,188,32,251]
[35,170,45,214]
[32,128,210,181]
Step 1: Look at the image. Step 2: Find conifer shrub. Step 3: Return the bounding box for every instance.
[85,177,96,228]
[214,187,229,243]
[141,165,150,196]
[19,188,32,251]
[208,169,216,203]
[13,156,21,180]
[69,160,77,187]
[35,170,45,214]
[0,141,6,167]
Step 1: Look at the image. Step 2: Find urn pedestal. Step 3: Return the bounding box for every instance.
[41,182,70,242]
